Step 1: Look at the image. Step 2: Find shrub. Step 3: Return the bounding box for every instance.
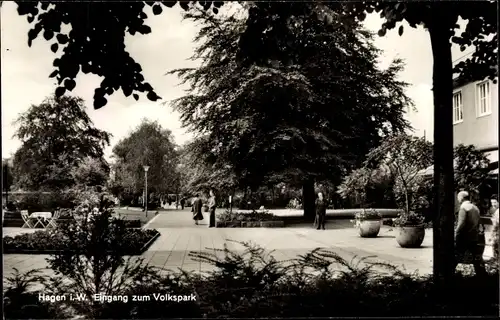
[217,210,279,222]
[5,241,498,318]
[14,191,77,212]
[3,268,68,319]
[354,208,382,220]
[3,228,158,254]
[393,211,425,227]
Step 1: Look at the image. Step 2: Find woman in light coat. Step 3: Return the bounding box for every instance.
[208,190,216,228]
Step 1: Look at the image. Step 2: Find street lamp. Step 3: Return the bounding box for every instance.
[143,165,150,217]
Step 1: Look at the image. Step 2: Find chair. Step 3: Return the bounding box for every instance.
[46,210,61,228]
[21,210,34,228]
[32,213,48,228]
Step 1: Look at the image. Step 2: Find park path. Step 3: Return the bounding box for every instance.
[4,209,494,278]
[142,209,435,274]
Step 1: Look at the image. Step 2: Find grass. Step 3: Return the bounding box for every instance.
[113,208,158,226]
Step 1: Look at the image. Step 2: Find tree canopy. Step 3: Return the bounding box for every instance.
[12,95,110,191]
[111,119,179,196]
[170,6,411,194]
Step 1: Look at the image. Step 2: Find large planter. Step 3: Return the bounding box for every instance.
[396,225,425,248]
[356,219,381,238]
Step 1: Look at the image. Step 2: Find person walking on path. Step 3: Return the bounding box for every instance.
[208,190,216,228]
[315,192,327,230]
[192,194,204,225]
[454,191,486,277]
[180,198,186,210]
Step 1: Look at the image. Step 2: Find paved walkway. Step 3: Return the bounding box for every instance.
[3,209,495,279]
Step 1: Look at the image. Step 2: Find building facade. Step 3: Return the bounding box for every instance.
[452,78,498,152]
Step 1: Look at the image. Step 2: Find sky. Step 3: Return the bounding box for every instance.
[1,2,472,161]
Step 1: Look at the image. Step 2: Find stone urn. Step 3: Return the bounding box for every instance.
[356,219,382,238]
[396,225,425,248]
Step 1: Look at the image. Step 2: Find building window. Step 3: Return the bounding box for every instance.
[476,80,491,117]
[453,91,463,124]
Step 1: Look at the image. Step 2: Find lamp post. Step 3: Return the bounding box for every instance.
[143,165,150,217]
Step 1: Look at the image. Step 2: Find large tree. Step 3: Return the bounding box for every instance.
[112,119,179,197]
[168,6,411,219]
[179,138,238,197]
[12,95,110,191]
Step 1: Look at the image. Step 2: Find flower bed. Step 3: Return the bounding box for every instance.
[3,229,160,255]
[216,210,284,228]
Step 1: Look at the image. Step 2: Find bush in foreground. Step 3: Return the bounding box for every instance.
[4,240,499,319]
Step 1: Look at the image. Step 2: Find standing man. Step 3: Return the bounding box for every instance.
[454,191,486,277]
[208,189,216,228]
[180,197,186,210]
[315,192,327,230]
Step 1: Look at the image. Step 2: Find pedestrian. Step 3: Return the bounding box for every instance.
[180,198,185,210]
[168,197,172,206]
[192,194,204,225]
[492,208,499,260]
[489,196,499,216]
[454,191,486,277]
[315,192,327,230]
[208,189,216,228]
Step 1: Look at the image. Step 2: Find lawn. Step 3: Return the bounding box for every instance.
[113,208,158,226]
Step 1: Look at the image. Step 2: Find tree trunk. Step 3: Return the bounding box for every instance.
[302,178,316,221]
[428,22,455,286]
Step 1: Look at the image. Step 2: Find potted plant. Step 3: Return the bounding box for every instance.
[352,208,383,238]
[393,211,426,248]
[361,135,433,249]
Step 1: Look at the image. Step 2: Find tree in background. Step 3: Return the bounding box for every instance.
[111,119,179,203]
[179,138,238,198]
[169,6,411,220]
[12,95,110,191]
[71,157,110,189]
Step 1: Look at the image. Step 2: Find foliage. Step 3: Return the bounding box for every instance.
[393,211,426,227]
[179,138,238,195]
[170,7,411,190]
[217,210,278,222]
[364,135,433,214]
[286,198,303,209]
[2,228,157,253]
[13,191,77,212]
[354,208,382,221]
[46,190,158,317]
[3,268,67,319]
[71,157,110,188]
[15,1,224,109]
[453,144,491,200]
[5,241,499,318]
[2,159,14,192]
[112,119,180,196]
[12,95,110,191]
